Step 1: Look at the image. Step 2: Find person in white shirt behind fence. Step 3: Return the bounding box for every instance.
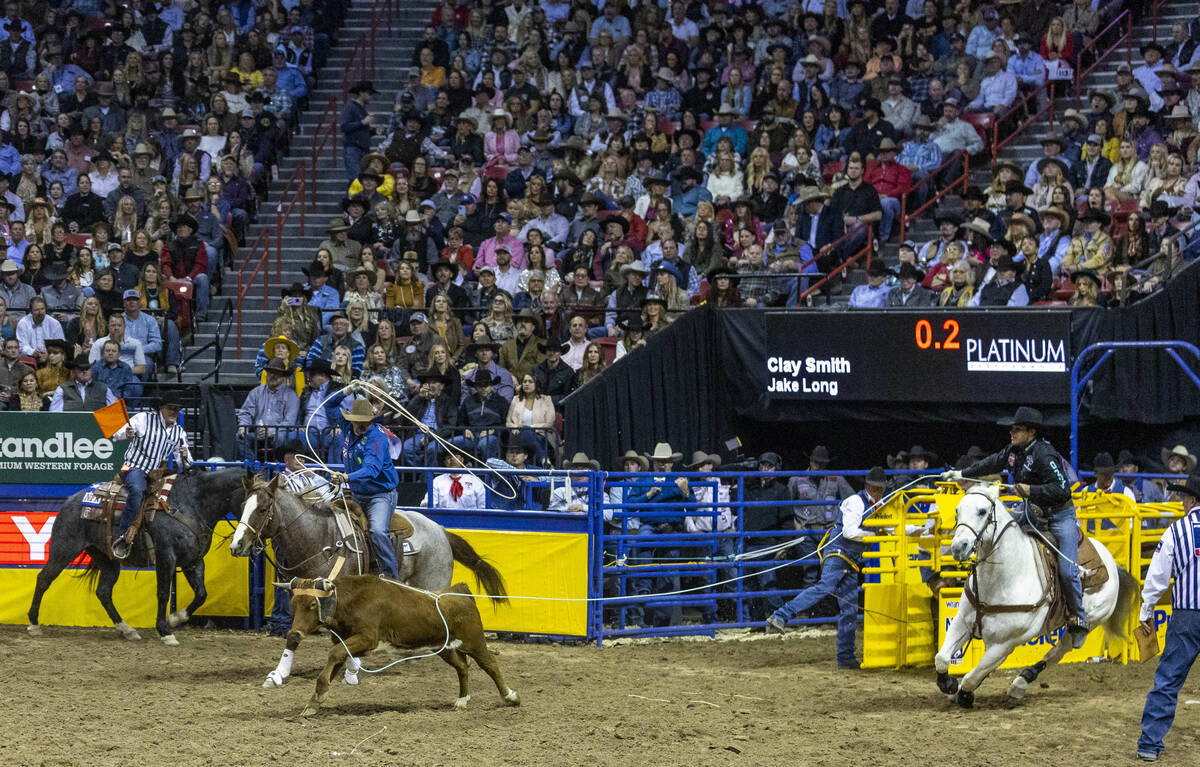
[422,450,487,510]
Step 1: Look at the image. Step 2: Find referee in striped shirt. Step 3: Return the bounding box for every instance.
[110,398,192,559]
[1137,471,1200,761]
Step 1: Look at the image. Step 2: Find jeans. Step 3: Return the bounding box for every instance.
[401,435,440,466]
[1138,609,1199,756]
[879,196,900,241]
[450,433,499,459]
[1014,503,1086,624]
[117,467,148,538]
[190,273,210,322]
[792,532,823,591]
[772,555,860,666]
[520,427,548,466]
[268,549,291,634]
[631,524,682,627]
[344,145,366,182]
[363,489,399,579]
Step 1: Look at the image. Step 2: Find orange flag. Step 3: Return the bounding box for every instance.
[94,399,131,439]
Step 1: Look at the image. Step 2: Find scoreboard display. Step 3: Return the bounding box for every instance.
[764,311,1071,404]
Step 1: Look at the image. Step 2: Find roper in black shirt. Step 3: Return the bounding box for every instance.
[962,437,1073,512]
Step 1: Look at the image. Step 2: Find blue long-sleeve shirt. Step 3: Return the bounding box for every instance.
[341,98,372,151]
[325,390,399,496]
[625,476,693,526]
[896,138,943,175]
[1007,52,1046,87]
[122,310,163,356]
[700,124,747,157]
[277,66,308,101]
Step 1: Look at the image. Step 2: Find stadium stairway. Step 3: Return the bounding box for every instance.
[182,0,434,383]
[834,1,1186,306]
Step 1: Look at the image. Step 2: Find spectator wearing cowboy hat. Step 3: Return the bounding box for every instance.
[788,445,856,592]
[297,358,338,452]
[550,452,601,513]
[318,216,361,270]
[398,371,458,467]
[848,260,893,308]
[864,137,911,240]
[499,309,545,382]
[629,441,695,627]
[453,369,508,460]
[682,448,735,623]
[254,333,305,393]
[1061,208,1113,277]
[160,213,210,322]
[1116,450,1166,504]
[481,429,545,510]
[999,180,1042,235]
[304,262,342,331]
[48,352,116,412]
[1085,451,1138,502]
[887,262,933,306]
[970,249,1029,306]
[743,450,795,621]
[236,357,301,460]
[341,80,378,182]
[1161,444,1198,493]
[768,464,889,669]
[1025,134,1069,189]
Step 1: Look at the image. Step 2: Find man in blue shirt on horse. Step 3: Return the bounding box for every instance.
[325,386,400,578]
[947,406,1089,649]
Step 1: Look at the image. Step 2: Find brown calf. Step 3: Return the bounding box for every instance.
[286,575,520,716]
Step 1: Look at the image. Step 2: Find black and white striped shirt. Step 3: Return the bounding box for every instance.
[115,411,190,473]
[1141,506,1200,619]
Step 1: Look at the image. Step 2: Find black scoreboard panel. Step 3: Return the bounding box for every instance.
[763,311,1071,403]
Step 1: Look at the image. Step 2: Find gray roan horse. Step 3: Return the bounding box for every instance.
[230,474,508,688]
[27,467,248,645]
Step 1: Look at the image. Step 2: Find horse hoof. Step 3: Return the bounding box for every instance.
[114,622,141,641]
[300,704,319,717]
[936,671,959,695]
[167,610,188,629]
[160,634,180,647]
[454,695,471,710]
[264,670,286,689]
[26,624,42,638]
[1008,677,1028,700]
[343,672,360,686]
[504,689,520,706]
[956,689,975,709]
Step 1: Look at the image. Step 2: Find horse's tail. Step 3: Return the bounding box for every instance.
[1102,566,1140,643]
[446,531,509,608]
[72,551,108,589]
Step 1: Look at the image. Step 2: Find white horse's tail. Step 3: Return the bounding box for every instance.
[1101,566,1140,643]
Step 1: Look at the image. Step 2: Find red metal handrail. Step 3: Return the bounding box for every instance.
[275,163,307,283]
[235,228,272,358]
[1074,10,1132,104]
[990,77,1057,161]
[1153,0,1169,44]
[897,149,968,242]
[798,224,874,302]
[794,220,870,274]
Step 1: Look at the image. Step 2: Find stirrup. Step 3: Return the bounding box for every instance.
[112,538,131,560]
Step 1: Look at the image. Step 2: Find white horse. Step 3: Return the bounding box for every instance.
[933,484,1138,708]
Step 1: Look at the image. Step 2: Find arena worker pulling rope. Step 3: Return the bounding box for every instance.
[941,405,1091,650]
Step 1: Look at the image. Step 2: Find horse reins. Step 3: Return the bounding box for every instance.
[240,487,365,577]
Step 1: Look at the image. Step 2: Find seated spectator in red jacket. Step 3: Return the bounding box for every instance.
[863,138,911,241]
[159,214,210,322]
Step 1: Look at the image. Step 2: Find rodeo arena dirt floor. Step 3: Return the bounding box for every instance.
[1,626,1196,767]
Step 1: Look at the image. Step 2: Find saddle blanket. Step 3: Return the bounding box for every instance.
[80,477,176,519]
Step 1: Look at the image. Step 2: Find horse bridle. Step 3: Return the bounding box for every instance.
[953,487,1017,565]
[239,482,360,576]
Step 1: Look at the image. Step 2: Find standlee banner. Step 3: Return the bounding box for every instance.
[0,413,130,484]
[764,310,1072,404]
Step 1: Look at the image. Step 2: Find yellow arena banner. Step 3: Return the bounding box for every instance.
[263,527,591,637]
[0,517,249,628]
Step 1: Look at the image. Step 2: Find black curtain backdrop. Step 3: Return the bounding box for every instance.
[563,261,1200,466]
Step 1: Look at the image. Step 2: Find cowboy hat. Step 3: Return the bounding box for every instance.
[326,216,350,233]
[171,214,199,232]
[66,353,92,370]
[280,281,312,299]
[866,260,893,278]
[305,358,336,377]
[997,406,1044,428]
[1116,449,1141,469]
[795,186,828,204]
[263,357,291,376]
[807,445,832,466]
[896,262,924,282]
[758,452,783,468]
[684,450,722,469]
[877,137,898,152]
[465,341,500,356]
[1073,269,1102,289]
[275,439,308,462]
[933,209,960,227]
[1078,208,1111,227]
[1037,157,1070,176]
[617,449,649,470]
[348,80,378,95]
[1003,180,1033,196]
[41,263,68,283]
[565,452,601,470]
[646,442,682,462]
[360,152,388,170]
[1165,472,1200,500]
[1008,212,1037,233]
[706,265,738,282]
[340,398,376,422]
[263,335,299,361]
[618,316,646,333]
[1093,452,1117,472]
[416,371,449,385]
[468,369,502,387]
[489,108,512,126]
[960,217,994,239]
[1161,444,1198,472]
[1039,134,1066,149]
[864,466,887,488]
[1039,207,1071,228]
[1061,109,1086,125]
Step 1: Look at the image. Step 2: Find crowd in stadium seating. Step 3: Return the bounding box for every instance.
[231,1,1191,466]
[0,0,347,412]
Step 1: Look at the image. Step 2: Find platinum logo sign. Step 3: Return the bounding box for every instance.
[964,338,1067,372]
